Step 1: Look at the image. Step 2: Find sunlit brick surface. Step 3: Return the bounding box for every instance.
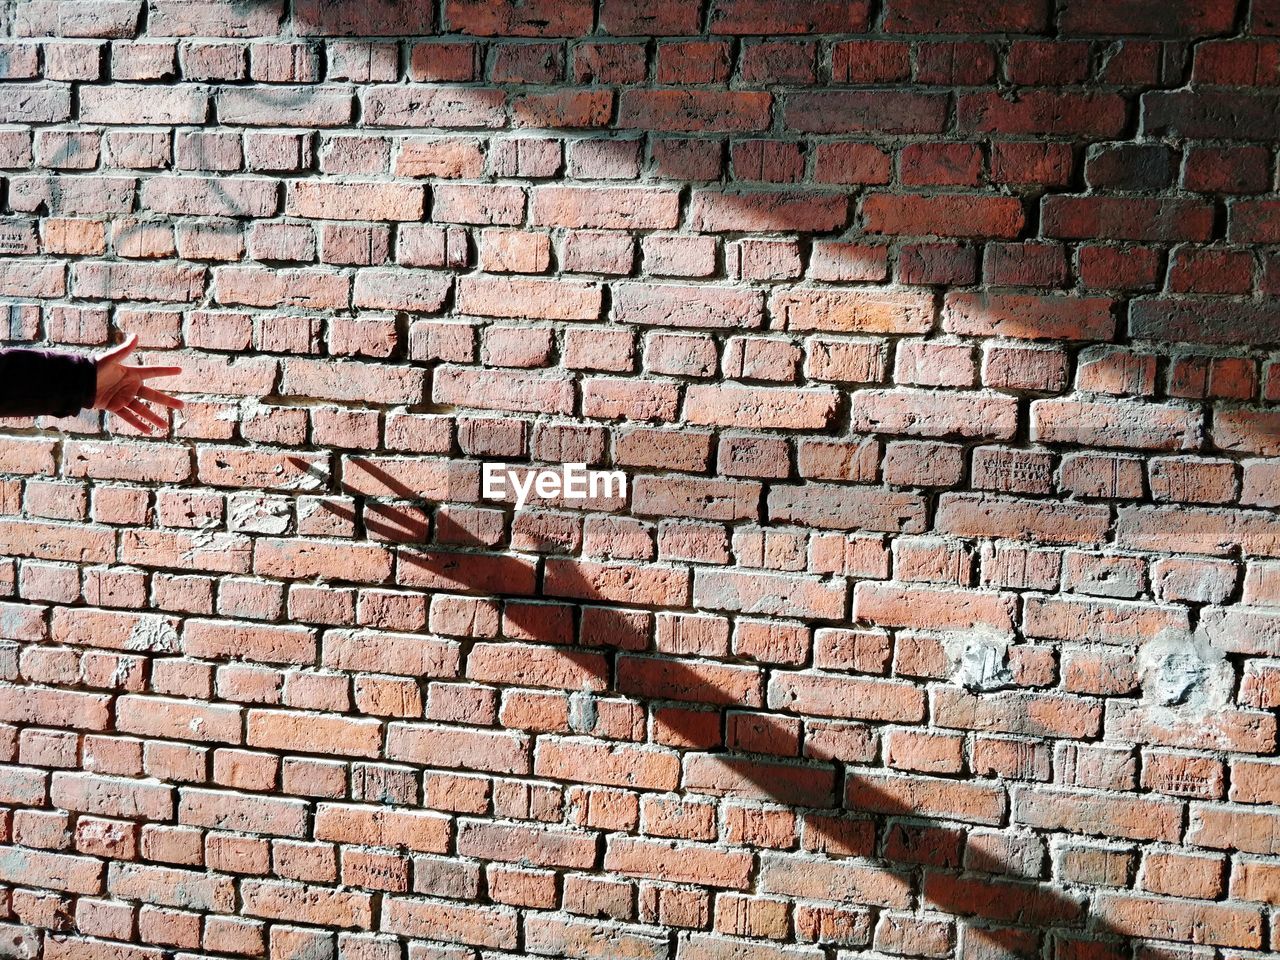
[0,1,1279,958]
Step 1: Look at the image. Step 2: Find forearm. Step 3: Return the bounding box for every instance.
[0,347,97,418]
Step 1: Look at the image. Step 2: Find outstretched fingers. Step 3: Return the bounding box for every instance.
[93,334,183,431]
[125,399,167,429]
[136,384,184,408]
[124,364,184,380]
[111,405,150,432]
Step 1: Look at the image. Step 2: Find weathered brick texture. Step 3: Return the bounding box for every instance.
[0,0,1278,957]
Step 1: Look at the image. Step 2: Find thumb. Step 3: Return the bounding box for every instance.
[99,332,138,365]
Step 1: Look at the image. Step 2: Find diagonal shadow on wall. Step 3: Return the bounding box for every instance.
[306,456,1145,959]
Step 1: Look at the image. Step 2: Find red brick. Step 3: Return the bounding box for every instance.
[1060,0,1236,35]
[944,293,1114,341]
[935,687,1101,739]
[1093,893,1261,948]
[527,915,664,958]
[855,582,1016,632]
[0,9,1275,956]
[1025,595,1189,644]
[545,558,688,607]
[769,672,924,723]
[0,682,112,730]
[531,186,678,230]
[958,91,1127,136]
[253,538,392,584]
[848,389,1017,440]
[395,137,484,179]
[386,721,530,774]
[287,181,423,221]
[457,275,602,320]
[0,850,104,903]
[431,366,574,415]
[1118,505,1280,557]
[685,384,837,430]
[362,84,506,127]
[924,872,1083,925]
[0,83,72,123]
[397,548,538,595]
[694,569,845,620]
[382,896,517,949]
[619,90,771,133]
[13,175,135,215]
[141,175,277,217]
[247,708,381,758]
[709,0,868,32]
[786,92,948,134]
[182,618,317,666]
[81,85,208,125]
[769,484,925,533]
[50,773,172,824]
[43,940,164,960]
[863,193,1024,238]
[1014,786,1181,841]
[885,0,1047,31]
[1032,399,1201,451]
[772,289,931,334]
[598,0,699,34]
[295,0,434,34]
[937,492,1111,545]
[813,144,892,185]
[242,878,372,928]
[604,837,752,889]
[690,190,848,233]
[468,642,607,691]
[107,861,234,912]
[214,265,350,309]
[848,771,1005,826]
[1044,196,1215,242]
[117,695,241,744]
[1186,147,1272,198]
[617,656,762,708]
[457,819,596,869]
[314,803,449,853]
[177,786,308,837]
[446,0,592,36]
[536,737,679,790]
[1215,409,1280,457]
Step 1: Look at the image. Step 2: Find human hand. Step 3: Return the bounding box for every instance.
[94,333,184,433]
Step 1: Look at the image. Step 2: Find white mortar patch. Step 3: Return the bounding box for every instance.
[568,687,600,734]
[229,495,291,534]
[179,515,226,565]
[125,616,179,653]
[1137,628,1231,709]
[945,628,1014,691]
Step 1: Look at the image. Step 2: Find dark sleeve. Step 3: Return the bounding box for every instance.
[0,347,97,418]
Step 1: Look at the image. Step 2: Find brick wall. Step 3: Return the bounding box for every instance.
[0,0,1278,957]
